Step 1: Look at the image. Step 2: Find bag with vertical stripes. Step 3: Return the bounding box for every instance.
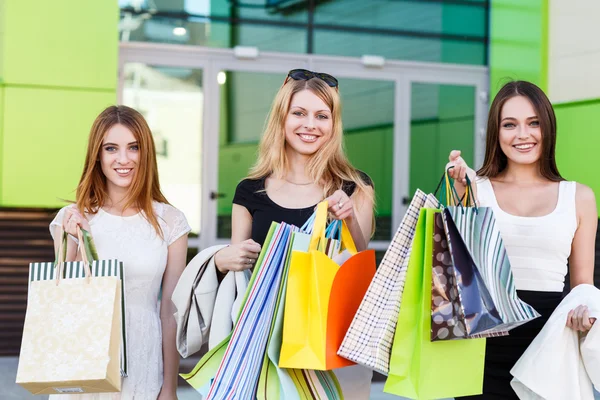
[444,175,540,334]
[17,228,124,395]
[27,229,128,376]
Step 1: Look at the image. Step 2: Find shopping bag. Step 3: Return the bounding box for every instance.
[16,229,122,395]
[338,190,439,375]
[257,230,343,399]
[432,210,505,340]
[182,223,293,398]
[27,229,128,375]
[445,176,540,333]
[384,208,485,399]
[279,201,376,370]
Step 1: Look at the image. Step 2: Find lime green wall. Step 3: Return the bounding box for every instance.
[0,0,118,207]
[2,88,115,206]
[0,86,3,201]
[489,0,547,96]
[555,100,600,213]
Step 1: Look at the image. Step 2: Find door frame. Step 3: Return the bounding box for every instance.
[118,42,489,250]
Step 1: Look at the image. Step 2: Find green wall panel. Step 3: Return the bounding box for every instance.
[345,128,393,216]
[2,0,118,89]
[555,101,600,214]
[217,144,258,214]
[1,87,115,207]
[489,0,546,96]
[410,123,438,197]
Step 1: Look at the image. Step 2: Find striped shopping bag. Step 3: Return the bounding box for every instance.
[204,222,293,399]
[258,229,343,399]
[28,231,128,377]
[338,190,439,375]
[445,206,540,332]
[183,219,344,399]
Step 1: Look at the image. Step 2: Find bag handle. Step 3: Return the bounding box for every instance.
[434,167,478,214]
[309,201,328,252]
[55,227,93,285]
[339,220,358,255]
[309,201,359,255]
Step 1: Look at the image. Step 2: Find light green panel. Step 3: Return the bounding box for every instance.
[217,144,258,214]
[489,0,546,96]
[0,0,5,83]
[555,101,600,214]
[3,0,118,89]
[2,87,116,207]
[0,85,4,201]
[345,128,393,215]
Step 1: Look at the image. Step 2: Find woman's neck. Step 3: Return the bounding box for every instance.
[284,147,312,184]
[105,185,135,213]
[498,161,545,184]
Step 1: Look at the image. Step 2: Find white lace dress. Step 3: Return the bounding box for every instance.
[49,202,191,400]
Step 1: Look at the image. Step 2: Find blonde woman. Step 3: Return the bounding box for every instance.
[50,106,190,399]
[212,69,375,397]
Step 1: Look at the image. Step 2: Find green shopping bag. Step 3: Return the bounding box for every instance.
[384,208,485,399]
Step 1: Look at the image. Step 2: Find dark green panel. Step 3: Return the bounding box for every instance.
[410,122,439,196]
[217,144,258,215]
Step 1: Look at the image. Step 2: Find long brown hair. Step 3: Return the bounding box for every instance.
[76,105,168,236]
[248,77,373,203]
[477,81,563,181]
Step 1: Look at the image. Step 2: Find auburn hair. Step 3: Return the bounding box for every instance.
[76,105,168,236]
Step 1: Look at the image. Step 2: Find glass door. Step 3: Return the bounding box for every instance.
[119,43,488,254]
[121,62,204,250]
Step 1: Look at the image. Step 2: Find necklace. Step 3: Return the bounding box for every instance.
[285,178,314,186]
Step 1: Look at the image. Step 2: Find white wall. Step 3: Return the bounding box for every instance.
[549,0,600,103]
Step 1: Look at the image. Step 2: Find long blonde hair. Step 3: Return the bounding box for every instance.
[76,105,168,237]
[248,77,373,205]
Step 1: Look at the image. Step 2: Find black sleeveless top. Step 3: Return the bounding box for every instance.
[232,172,372,246]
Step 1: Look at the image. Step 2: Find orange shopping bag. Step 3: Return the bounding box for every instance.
[278,201,376,370]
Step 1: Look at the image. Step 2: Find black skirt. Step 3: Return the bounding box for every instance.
[457,290,564,400]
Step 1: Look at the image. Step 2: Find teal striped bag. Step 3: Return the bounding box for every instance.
[28,230,128,377]
[445,205,540,332]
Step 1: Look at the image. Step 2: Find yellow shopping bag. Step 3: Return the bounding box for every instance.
[279,201,376,370]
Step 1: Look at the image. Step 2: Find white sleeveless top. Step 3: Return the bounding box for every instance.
[476,178,578,292]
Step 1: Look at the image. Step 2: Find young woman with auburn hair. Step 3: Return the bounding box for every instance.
[213,69,375,397]
[448,81,597,398]
[50,105,190,400]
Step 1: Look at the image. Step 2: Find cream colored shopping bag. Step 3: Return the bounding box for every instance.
[16,229,122,395]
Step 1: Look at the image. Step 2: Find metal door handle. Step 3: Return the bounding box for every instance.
[210,191,226,200]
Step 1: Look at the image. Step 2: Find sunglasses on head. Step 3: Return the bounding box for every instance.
[284,69,339,88]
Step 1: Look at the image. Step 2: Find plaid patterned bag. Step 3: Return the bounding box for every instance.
[338,190,439,375]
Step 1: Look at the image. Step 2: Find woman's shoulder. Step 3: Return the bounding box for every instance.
[153,202,191,244]
[236,177,265,192]
[153,201,186,219]
[356,170,373,187]
[233,177,266,203]
[573,182,596,211]
[341,170,373,197]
